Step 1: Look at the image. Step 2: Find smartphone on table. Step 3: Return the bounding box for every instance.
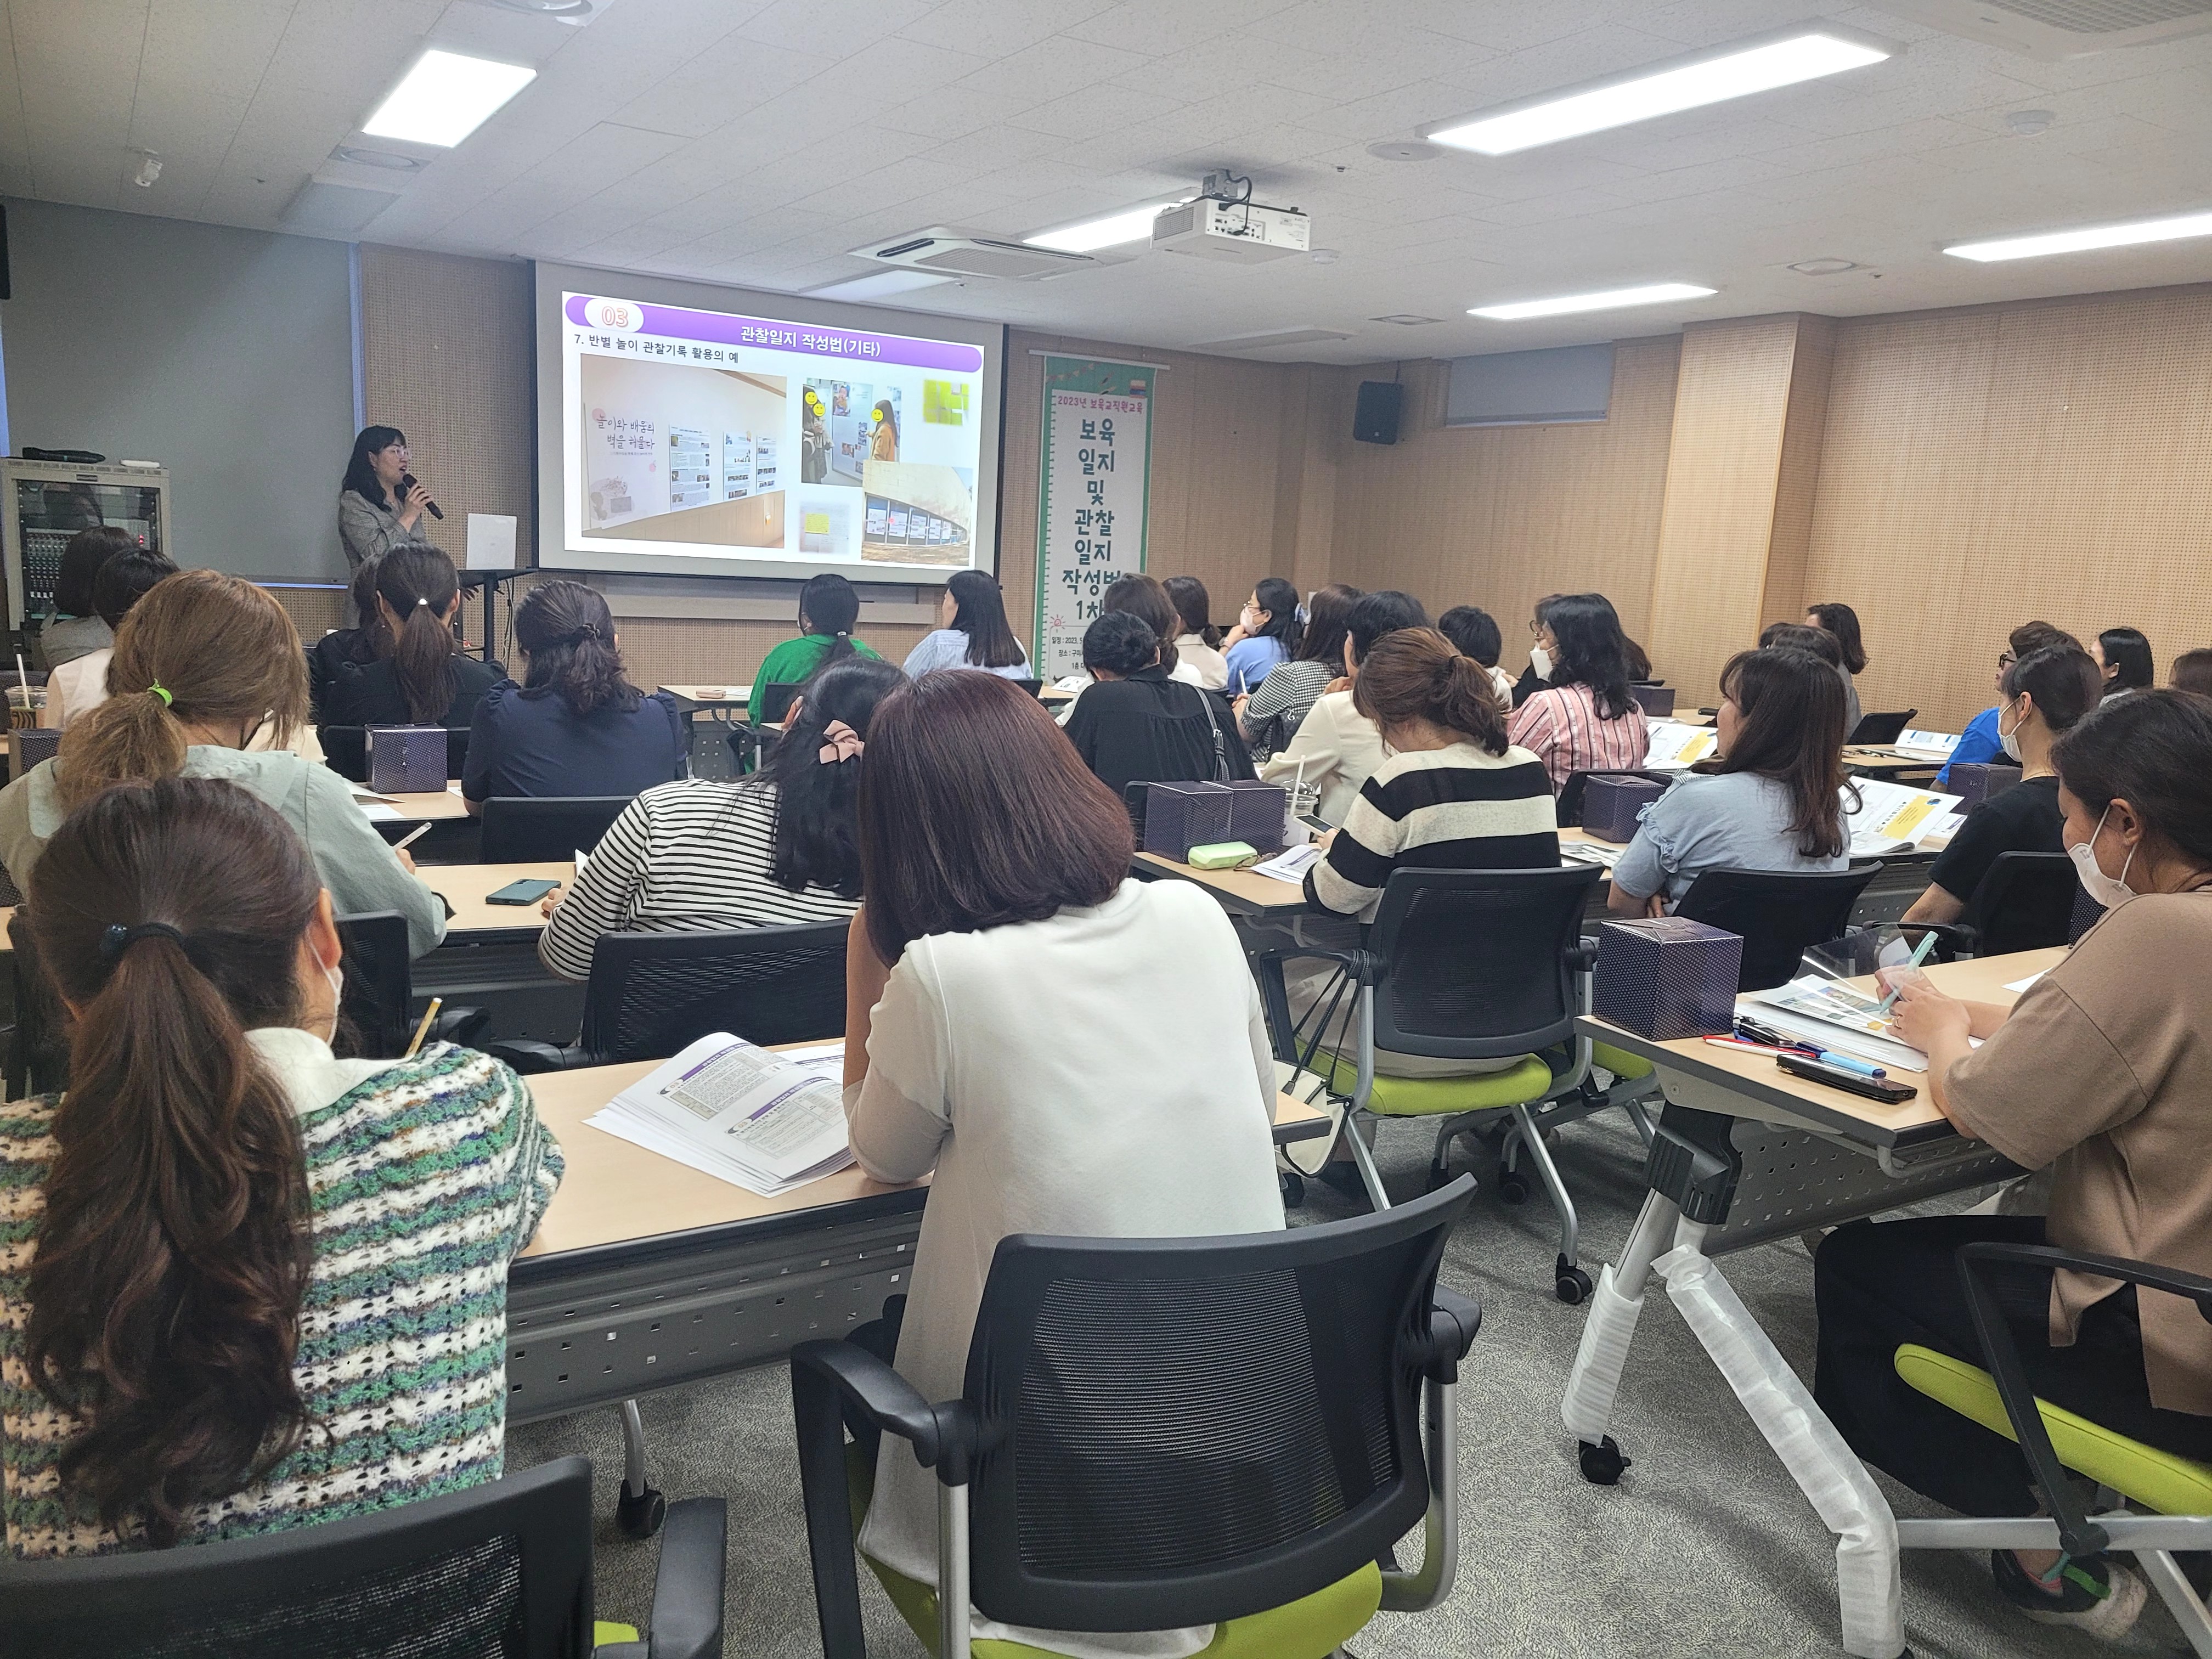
[1776,1053,1917,1103]
[486,878,561,906]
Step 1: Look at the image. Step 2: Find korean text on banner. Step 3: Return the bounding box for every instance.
[1036,356,1155,680]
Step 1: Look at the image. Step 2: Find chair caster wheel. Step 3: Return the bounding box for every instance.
[616,1483,666,1539]
[1578,1435,1631,1486]
[1279,1170,1306,1207]
[1555,1261,1594,1305]
[1497,1172,1530,1205]
[1424,1163,1454,1194]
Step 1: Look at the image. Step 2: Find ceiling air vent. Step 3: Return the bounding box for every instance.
[1875,0,2212,55]
[850,229,1093,281]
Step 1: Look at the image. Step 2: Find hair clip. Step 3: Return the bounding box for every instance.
[817,721,865,765]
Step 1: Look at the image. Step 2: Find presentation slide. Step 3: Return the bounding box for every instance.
[534,263,1003,584]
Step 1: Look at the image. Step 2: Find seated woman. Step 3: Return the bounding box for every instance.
[1937,621,2079,787]
[323,545,505,732]
[1607,645,1852,916]
[2094,625,2154,701]
[306,556,389,721]
[1815,688,2212,1638]
[840,669,1283,1657]
[0,569,444,957]
[1161,574,1228,690]
[1237,582,1358,760]
[44,548,178,731]
[1218,575,1300,696]
[747,571,884,714]
[900,569,1033,680]
[1805,600,1869,736]
[1304,627,1558,1076]
[1438,603,1515,706]
[1,776,560,1555]
[462,580,686,811]
[1051,574,1206,723]
[1061,611,1252,802]
[1903,644,2101,926]
[538,656,901,981]
[2172,647,2212,696]
[1509,594,1562,708]
[36,526,132,670]
[1259,590,1427,826]
[1507,592,1649,791]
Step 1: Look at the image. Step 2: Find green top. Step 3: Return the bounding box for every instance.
[748,633,884,713]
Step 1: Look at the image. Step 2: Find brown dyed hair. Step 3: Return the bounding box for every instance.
[25,776,320,1544]
[57,570,309,811]
[517,579,640,718]
[1759,620,1842,670]
[1295,582,1362,667]
[373,544,462,724]
[1101,573,1181,674]
[856,672,1131,963]
[2170,647,2212,698]
[1706,646,1850,857]
[1353,627,1508,755]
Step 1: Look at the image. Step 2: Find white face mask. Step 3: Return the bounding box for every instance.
[321,958,345,1044]
[2067,804,2138,911]
[1528,645,1553,682]
[1996,698,2023,764]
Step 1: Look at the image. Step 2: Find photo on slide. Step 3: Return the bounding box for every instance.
[582,353,789,549]
[861,461,973,567]
[804,380,900,488]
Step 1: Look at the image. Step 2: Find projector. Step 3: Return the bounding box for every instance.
[1152,198,1311,263]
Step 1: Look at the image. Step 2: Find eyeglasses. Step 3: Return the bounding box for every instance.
[1529,619,1545,635]
[1997,652,2016,670]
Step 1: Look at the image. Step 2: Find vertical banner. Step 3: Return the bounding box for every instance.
[1036,356,1155,680]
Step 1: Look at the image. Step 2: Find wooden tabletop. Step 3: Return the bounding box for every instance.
[1580,946,2066,1148]
[520,1060,1330,1259]
[1843,746,1945,778]
[1038,685,1076,706]
[1132,849,1313,917]
[428,862,573,935]
[352,785,472,823]
[659,684,750,710]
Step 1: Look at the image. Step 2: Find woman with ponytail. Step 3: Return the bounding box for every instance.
[1,776,561,1555]
[747,572,885,714]
[322,544,504,731]
[0,569,445,957]
[462,579,685,810]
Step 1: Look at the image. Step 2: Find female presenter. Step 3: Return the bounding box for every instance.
[337,425,438,574]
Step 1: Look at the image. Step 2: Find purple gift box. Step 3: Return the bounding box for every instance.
[1141,781,1234,860]
[366,725,448,796]
[1221,778,1288,854]
[1583,776,1666,844]
[1594,917,1743,1040]
[1949,763,2022,809]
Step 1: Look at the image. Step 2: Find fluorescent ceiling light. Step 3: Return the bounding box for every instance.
[1944,208,2212,262]
[806,270,957,302]
[1471,282,1715,320]
[1024,200,1183,254]
[1426,30,1891,155]
[362,49,537,148]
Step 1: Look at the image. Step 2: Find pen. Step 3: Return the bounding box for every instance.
[403,996,443,1059]
[392,821,433,854]
[1872,930,1939,1015]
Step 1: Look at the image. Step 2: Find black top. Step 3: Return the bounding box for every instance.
[1062,668,1254,800]
[461,681,687,803]
[306,628,378,720]
[324,653,506,730]
[1510,662,1544,709]
[1928,775,2063,908]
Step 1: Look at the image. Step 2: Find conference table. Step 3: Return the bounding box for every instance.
[1558,948,2059,1658]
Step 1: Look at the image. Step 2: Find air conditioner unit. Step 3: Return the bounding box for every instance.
[1874,0,2212,56]
[1152,198,1311,263]
[850,229,1094,281]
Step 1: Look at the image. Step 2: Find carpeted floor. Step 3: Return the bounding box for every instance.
[510,1110,2185,1657]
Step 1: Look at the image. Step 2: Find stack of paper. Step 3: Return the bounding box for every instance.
[1560,841,1622,870]
[1844,777,1962,856]
[586,1035,854,1196]
[1645,721,1718,770]
[1894,729,1961,759]
[1251,843,1322,884]
[1746,978,1930,1074]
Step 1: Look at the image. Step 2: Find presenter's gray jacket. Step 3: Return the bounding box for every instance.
[338,488,433,573]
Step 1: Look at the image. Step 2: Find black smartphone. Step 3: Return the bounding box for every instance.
[1296,812,1331,835]
[1777,1053,1917,1103]
[486,878,561,906]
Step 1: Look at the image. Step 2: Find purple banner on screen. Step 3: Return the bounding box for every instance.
[565,293,983,373]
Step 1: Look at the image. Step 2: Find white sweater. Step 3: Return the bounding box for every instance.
[1258,688,1384,826]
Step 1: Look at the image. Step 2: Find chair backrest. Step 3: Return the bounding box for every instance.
[1555,768,1671,827]
[10,727,60,781]
[1010,678,1045,699]
[960,1177,1475,1633]
[1368,865,1602,1059]
[334,910,413,1059]
[0,1457,596,1659]
[479,795,633,864]
[755,680,805,724]
[579,918,848,1064]
[1675,864,1882,991]
[1963,851,2080,957]
[1848,708,1917,746]
[320,726,471,785]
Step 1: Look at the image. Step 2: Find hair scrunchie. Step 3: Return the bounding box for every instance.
[146,682,173,707]
[817,720,864,765]
[566,623,601,644]
[99,921,185,961]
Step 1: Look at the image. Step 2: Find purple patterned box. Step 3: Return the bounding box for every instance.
[1583,776,1666,844]
[1221,779,1288,854]
[1949,763,2022,809]
[1141,782,1234,860]
[366,725,447,796]
[1594,917,1742,1040]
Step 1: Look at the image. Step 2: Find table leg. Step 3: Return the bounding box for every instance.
[1561,1187,1680,1482]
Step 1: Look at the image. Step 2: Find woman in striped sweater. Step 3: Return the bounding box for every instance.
[538,654,905,980]
[2,776,561,1558]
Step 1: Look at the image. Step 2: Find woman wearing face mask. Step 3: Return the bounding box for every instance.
[1812,688,2212,1639]
[1510,594,1564,708]
[1217,577,1301,697]
[1902,644,2101,926]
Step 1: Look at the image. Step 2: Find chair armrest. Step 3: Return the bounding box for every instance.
[431,1005,489,1047]
[483,1039,578,1074]
[1566,936,1599,973]
[645,1496,727,1659]
[1899,920,1978,962]
[789,1340,977,1477]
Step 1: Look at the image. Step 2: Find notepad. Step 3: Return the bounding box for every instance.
[1645,721,1718,770]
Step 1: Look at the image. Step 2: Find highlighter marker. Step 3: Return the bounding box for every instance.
[1807,1047,1886,1079]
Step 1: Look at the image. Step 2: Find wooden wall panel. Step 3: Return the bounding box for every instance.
[1804,284,2212,732]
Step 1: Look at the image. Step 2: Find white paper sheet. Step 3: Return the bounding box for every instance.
[584,1035,853,1195]
[1251,843,1322,884]
[2002,972,2045,993]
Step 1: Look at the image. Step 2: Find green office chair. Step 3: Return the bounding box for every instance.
[1272,864,1637,1302]
[1888,1243,2212,1655]
[791,1180,1480,1659]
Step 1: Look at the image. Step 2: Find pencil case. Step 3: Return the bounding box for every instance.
[1187,842,1259,870]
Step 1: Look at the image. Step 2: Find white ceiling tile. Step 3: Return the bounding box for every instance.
[606,39,837,139]
[1062,0,1303,55]
[731,0,941,58]
[1002,82,1184,141]
[896,0,1113,55]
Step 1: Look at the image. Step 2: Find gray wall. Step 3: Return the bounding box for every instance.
[1,198,356,580]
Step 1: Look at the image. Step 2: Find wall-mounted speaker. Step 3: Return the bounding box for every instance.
[1353,380,1402,445]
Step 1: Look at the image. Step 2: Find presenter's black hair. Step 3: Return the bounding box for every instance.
[799,573,861,668]
[1082,611,1158,676]
[1543,592,1637,721]
[1437,605,1502,669]
[515,580,639,718]
[945,570,1025,669]
[753,655,905,898]
[342,426,408,512]
[2096,627,2154,696]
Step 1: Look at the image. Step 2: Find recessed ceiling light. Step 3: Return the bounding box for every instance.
[2004,109,2055,136]
[1788,257,1859,275]
[805,270,958,302]
[1424,29,1892,155]
[1372,314,1443,325]
[362,49,537,148]
[1470,282,1716,320]
[1944,208,2212,262]
[1022,199,1185,254]
[483,0,592,13]
[1366,140,1444,162]
[335,146,426,171]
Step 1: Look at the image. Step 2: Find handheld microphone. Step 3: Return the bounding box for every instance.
[400,472,444,520]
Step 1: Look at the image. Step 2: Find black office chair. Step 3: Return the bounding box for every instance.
[1010,677,1045,699]
[320,725,471,785]
[1556,768,1672,828]
[726,680,805,772]
[0,1456,726,1659]
[1902,851,2079,962]
[487,918,847,1073]
[1848,708,1917,746]
[332,910,487,1058]
[1674,864,1882,992]
[479,796,634,863]
[1627,682,1675,718]
[792,1180,1480,1659]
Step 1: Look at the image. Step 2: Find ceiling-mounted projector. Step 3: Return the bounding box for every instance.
[1153,198,1311,263]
